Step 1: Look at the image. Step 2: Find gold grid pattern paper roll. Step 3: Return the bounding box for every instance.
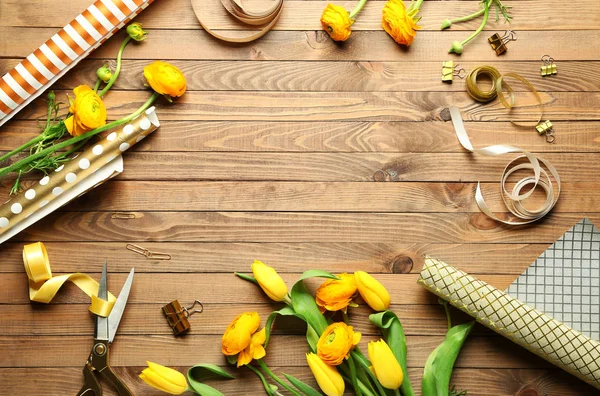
[418,257,600,389]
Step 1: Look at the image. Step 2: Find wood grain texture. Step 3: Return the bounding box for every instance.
[0,0,598,394]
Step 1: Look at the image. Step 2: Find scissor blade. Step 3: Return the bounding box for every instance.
[96,262,110,341]
[108,268,135,343]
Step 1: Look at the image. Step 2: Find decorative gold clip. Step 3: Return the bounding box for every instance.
[536,120,555,143]
[162,300,204,336]
[126,243,172,260]
[540,55,557,77]
[442,61,466,83]
[488,30,517,55]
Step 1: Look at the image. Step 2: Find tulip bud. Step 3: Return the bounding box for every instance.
[251,260,288,302]
[96,64,113,83]
[441,19,452,29]
[449,40,464,54]
[355,271,391,311]
[127,22,148,41]
[139,361,188,395]
[368,340,404,390]
[306,353,345,396]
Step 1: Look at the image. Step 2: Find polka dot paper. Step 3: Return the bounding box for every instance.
[0,107,160,245]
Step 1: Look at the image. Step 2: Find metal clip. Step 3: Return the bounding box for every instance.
[442,61,466,83]
[488,30,517,55]
[536,120,555,143]
[540,55,557,77]
[126,243,172,260]
[162,300,204,336]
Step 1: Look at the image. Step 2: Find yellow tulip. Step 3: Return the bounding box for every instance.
[144,61,187,98]
[355,271,391,311]
[237,327,267,367]
[316,273,357,312]
[381,0,422,46]
[63,85,107,137]
[252,260,288,302]
[127,22,148,41]
[306,353,345,396]
[139,361,188,395]
[368,339,404,390]
[320,4,354,42]
[222,312,261,356]
[317,322,361,366]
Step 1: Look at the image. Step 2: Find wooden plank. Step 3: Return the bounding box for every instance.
[1,28,598,62]
[1,367,595,396]
[2,120,599,153]
[0,241,553,275]
[2,0,598,32]
[3,59,598,93]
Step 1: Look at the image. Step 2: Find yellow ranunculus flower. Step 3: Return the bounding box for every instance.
[306,353,345,396]
[237,327,267,367]
[368,339,404,390]
[320,4,354,42]
[63,85,107,137]
[382,0,422,46]
[317,322,361,366]
[144,61,187,98]
[252,260,288,302]
[355,271,391,311]
[139,361,188,395]
[316,273,357,312]
[222,312,261,356]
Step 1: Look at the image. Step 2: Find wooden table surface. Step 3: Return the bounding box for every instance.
[1,0,600,394]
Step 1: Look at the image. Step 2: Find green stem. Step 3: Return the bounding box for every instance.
[394,389,401,396]
[98,36,132,97]
[450,7,485,24]
[348,356,363,396]
[0,92,159,179]
[348,0,367,19]
[460,0,490,46]
[0,134,46,164]
[351,351,387,396]
[246,364,276,396]
[410,0,424,12]
[257,360,302,396]
[93,79,102,92]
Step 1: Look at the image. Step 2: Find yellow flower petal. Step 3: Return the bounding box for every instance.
[252,260,288,302]
[143,61,186,98]
[140,362,187,395]
[317,322,361,366]
[368,340,403,389]
[222,312,261,356]
[381,0,421,46]
[306,353,345,396]
[64,85,107,137]
[355,271,391,311]
[316,273,357,312]
[320,4,354,42]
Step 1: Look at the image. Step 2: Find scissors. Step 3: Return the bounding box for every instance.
[77,263,135,396]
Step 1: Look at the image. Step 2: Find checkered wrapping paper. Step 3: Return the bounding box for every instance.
[418,257,600,389]
[0,0,155,128]
[506,218,600,340]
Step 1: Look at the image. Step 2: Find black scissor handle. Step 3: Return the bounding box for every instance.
[77,363,101,396]
[100,364,134,396]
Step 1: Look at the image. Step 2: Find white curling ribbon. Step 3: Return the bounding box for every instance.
[448,106,560,225]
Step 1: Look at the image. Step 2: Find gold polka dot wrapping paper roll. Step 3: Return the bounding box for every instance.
[0,107,160,245]
[418,257,600,389]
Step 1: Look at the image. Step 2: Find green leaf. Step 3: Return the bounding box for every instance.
[291,280,328,335]
[235,272,258,284]
[283,373,323,396]
[264,306,319,351]
[369,310,414,396]
[296,269,340,282]
[187,364,235,396]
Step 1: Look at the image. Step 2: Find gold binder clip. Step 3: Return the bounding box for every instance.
[162,300,204,336]
[442,61,466,83]
[126,243,172,260]
[488,30,517,55]
[540,55,557,77]
[536,120,555,143]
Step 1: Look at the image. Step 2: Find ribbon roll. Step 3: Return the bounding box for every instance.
[191,0,283,43]
[23,242,115,316]
[449,106,560,225]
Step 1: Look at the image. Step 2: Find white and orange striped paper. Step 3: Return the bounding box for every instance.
[0,0,155,128]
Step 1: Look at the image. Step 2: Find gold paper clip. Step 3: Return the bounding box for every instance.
[442,61,466,83]
[536,120,555,143]
[540,55,557,77]
[488,30,517,55]
[162,300,204,336]
[126,243,172,260]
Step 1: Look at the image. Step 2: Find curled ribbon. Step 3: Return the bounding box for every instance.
[23,242,115,316]
[191,0,283,43]
[448,106,560,225]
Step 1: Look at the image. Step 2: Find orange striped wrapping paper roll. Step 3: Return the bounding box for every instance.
[0,0,155,128]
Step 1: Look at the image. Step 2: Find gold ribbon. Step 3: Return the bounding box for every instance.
[449,106,560,225]
[191,0,283,43]
[23,242,115,316]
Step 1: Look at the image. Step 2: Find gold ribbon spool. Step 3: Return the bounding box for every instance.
[23,242,116,316]
[191,0,283,43]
